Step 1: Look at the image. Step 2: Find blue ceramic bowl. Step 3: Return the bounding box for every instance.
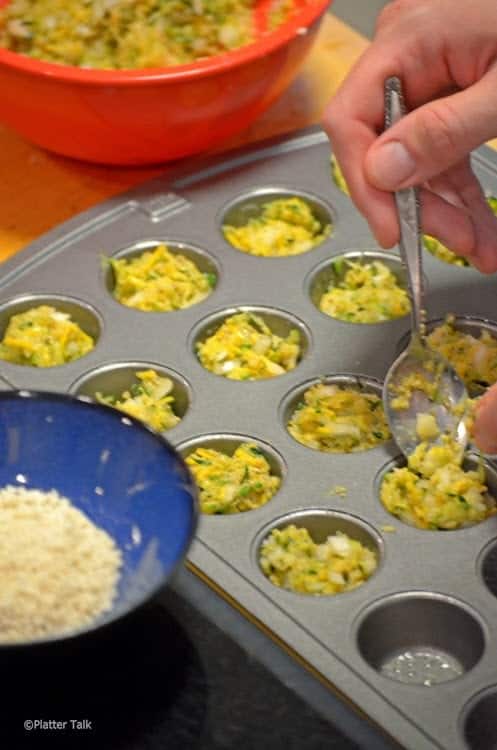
[0,390,198,645]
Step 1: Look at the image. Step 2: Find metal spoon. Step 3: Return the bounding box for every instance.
[382,77,468,458]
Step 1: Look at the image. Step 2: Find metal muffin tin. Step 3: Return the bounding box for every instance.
[2,126,497,750]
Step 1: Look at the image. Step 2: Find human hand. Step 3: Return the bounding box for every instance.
[323,0,497,272]
[472,385,497,453]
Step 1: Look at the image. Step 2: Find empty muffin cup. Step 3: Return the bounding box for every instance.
[479,539,497,600]
[462,686,497,750]
[356,592,485,686]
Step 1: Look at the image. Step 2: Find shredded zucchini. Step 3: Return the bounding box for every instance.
[223,197,332,257]
[186,442,280,514]
[196,312,301,380]
[330,155,350,196]
[288,382,390,453]
[0,305,94,367]
[424,195,497,266]
[381,437,496,530]
[260,525,377,594]
[319,259,410,323]
[108,244,215,312]
[427,315,497,394]
[0,0,294,69]
[95,369,180,431]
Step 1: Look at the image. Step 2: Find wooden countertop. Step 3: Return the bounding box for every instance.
[1,12,495,263]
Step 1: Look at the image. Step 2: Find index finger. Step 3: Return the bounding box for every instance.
[323,36,458,246]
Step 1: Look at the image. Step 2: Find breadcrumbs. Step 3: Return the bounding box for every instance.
[0,485,122,643]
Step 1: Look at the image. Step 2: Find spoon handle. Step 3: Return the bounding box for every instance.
[384,77,425,340]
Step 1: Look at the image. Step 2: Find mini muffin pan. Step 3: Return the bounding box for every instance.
[2,126,497,750]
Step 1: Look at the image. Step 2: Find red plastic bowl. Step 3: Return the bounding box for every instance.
[0,0,330,165]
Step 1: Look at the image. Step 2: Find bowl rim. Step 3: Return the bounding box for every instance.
[0,388,199,647]
[0,0,330,85]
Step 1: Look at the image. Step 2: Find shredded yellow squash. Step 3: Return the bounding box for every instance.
[319,258,410,323]
[424,196,497,266]
[330,155,350,196]
[330,156,497,271]
[223,197,332,257]
[186,442,280,514]
[0,305,94,367]
[287,382,390,452]
[259,525,377,594]
[0,0,294,69]
[381,437,496,530]
[95,369,180,431]
[423,236,470,268]
[381,314,496,530]
[388,365,443,412]
[426,315,497,394]
[196,312,301,380]
[108,244,215,312]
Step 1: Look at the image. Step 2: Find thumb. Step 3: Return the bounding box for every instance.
[365,71,497,191]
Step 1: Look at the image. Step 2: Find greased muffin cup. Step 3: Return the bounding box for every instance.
[3,127,497,750]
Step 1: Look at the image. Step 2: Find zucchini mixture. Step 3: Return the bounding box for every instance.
[388,364,443,412]
[287,382,391,453]
[389,313,497,412]
[107,244,216,312]
[423,235,470,268]
[381,437,496,530]
[259,525,377,595]
[222,197,332,257]
[330,155,350,196]
[196,312,301,380]
[186,442,280,514]
[427,315,497,394]
[95,369,180,431]
[384,319,497,530]
[424,196,497,267]
[319,258,410,323]
[330,156,497,270]
[0,0,294,69]
[0,305,94,367]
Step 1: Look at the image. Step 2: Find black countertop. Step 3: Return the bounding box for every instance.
[0,567,398,750]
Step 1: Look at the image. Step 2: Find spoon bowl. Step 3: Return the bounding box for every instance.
[384,341,469,458]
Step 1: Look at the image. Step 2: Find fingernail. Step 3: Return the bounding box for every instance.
[368,141,416,190]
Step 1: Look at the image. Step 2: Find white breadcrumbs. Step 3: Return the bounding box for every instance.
[0,485,122,643]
